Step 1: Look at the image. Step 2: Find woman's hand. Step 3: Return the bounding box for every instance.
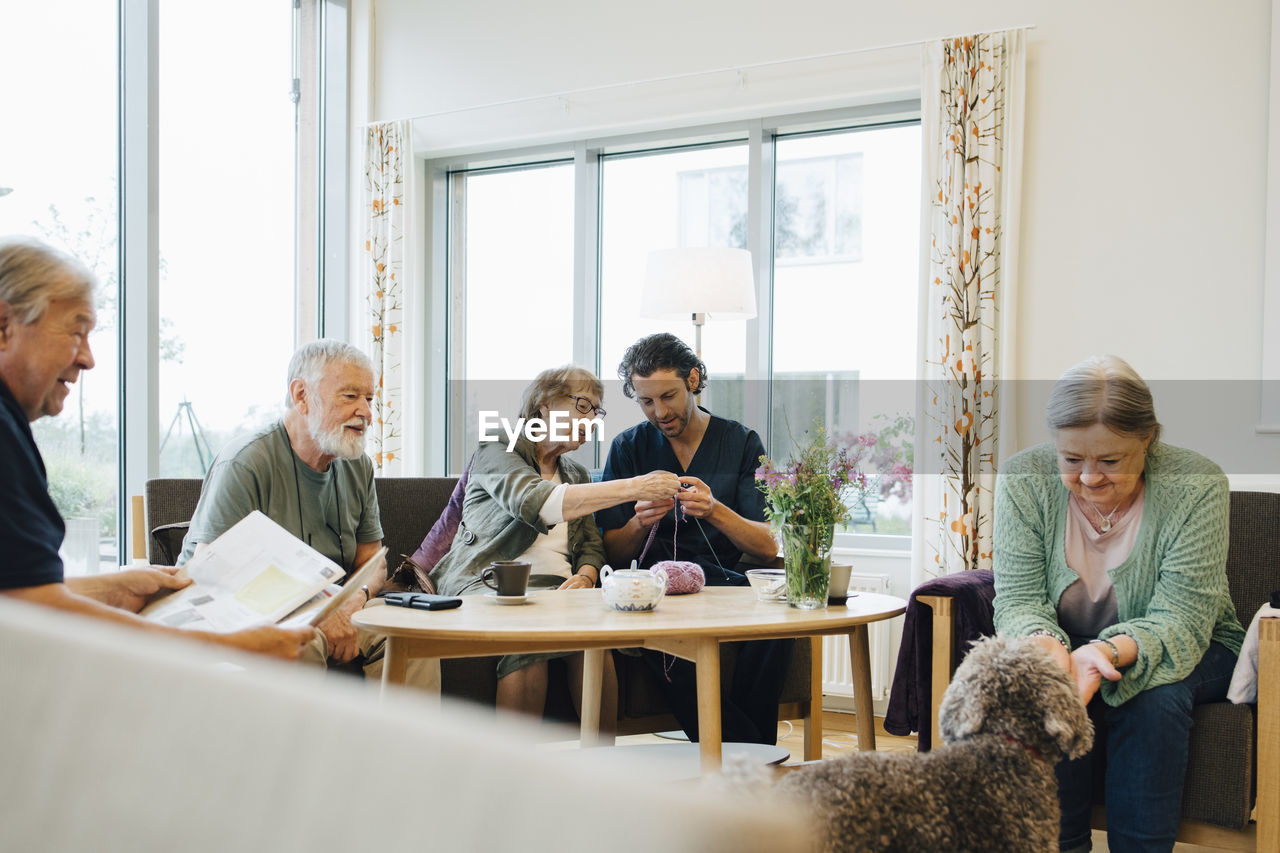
[1071,642,1123,704]
[558,573,596,590]
[1030,633,1075,677]
[629,470,682,501]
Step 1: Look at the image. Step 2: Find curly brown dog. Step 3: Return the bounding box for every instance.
[773,635,1092,852]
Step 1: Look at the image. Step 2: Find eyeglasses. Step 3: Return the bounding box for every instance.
[567,394,606,418]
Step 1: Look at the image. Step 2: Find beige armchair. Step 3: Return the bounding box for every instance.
[918,490,1280,851]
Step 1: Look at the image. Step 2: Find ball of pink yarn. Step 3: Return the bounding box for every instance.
[652,560,704,595]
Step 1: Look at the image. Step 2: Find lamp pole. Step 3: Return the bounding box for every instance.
[691,312,706,359]
[691,312,706,404]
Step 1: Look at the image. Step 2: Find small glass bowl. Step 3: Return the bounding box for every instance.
[745,568,787,602]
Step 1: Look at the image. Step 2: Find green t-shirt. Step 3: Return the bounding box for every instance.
[177,421,382,571]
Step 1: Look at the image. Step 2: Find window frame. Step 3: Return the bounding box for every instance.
[424,101,921,545]
[118,0,325,557]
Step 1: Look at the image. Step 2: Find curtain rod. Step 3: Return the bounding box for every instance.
[365,24,1035,128]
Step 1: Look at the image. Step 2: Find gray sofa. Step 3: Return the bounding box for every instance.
[0,597,810,852]
[143,477,817,740]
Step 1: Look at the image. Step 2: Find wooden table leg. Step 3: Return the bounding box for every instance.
[381,635,408,691]
[804,635,823,760]
[580,648,604,747]
[696,637,723,773]
[848,625,876,751]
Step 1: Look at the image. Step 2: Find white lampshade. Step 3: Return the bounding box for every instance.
[641,248,757,320]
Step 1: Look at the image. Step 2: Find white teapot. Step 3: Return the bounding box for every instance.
[600,562,668,612]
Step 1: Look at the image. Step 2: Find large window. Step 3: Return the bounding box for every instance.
[0,1,120,572]
[439,114,920,536]
[156,0,297,476]
[769,126,920,534]
[448,163,577,462]
[1,0,307,571]
[600,144,750,434]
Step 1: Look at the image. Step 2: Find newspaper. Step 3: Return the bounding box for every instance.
[140,511,346,632]
[280,545,387,629]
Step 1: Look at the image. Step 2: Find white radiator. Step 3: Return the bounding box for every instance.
[822,572,892,700]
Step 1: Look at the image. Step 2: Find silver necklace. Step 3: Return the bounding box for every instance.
[1080,495,1121,532]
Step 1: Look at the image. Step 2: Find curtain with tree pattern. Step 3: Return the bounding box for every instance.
[362,120,410,474]
[915,30,1025,580]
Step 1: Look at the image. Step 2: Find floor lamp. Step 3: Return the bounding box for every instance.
[641,248,757,363]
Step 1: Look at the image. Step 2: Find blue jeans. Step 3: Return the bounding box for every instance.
[1056,640,1237,853]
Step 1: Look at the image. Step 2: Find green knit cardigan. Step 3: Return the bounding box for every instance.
[993,442,1244,706]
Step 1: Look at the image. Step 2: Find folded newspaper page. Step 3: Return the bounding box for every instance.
[140,510,346,631]
[279,545,387,629]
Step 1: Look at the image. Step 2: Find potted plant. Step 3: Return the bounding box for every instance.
[756,423,872,609]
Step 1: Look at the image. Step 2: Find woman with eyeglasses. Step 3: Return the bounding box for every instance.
[419,365,681,730]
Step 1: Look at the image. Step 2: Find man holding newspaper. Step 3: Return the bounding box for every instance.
[0,238,312,659]
[177,339,434,686]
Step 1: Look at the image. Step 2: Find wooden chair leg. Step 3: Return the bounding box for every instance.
[130,495,147,563]
[1258,618,1280,852]
[915,594,954,749]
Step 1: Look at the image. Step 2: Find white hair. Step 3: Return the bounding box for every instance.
[285,339,374,407]
[0,238,95,325]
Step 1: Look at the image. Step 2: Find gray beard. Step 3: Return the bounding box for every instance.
[308,412,366,459]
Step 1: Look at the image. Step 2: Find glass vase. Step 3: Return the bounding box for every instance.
[780,523,832,610]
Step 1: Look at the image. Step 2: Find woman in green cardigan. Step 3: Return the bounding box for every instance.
[429,365,681,732]
[993,356,1244,853]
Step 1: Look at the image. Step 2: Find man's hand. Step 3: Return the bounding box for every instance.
[218,625,317,661]
[628,470,682,502]
[673,475,718,520]
[634,497,676,528]
[91,567,192,613]
[316,595,364,663]
[1071,642,1122,704]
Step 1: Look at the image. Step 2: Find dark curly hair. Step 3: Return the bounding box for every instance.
[617,333,707,399]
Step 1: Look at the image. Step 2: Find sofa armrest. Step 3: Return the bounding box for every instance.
[1258,617,1280,851]
[915,594,954,749]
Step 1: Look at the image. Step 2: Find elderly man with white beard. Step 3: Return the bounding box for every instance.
[178,339,432,684]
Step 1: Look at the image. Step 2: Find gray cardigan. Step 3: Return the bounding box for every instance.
[429,439,607,596]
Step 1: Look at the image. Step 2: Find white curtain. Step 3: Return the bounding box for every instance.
[912,30,1026,584]
[361,120,413,475]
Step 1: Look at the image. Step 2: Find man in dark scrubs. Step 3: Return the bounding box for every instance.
[597,332,791,744]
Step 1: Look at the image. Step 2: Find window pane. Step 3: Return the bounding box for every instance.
[0,1,120,573]
[453,164,575,461]
[157,0,296,476]
[771,125,921,535]
[600,144,750,435]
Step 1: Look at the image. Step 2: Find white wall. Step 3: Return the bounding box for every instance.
[365,0,1280,479]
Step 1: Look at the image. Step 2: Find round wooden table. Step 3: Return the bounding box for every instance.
[353,586,906,771]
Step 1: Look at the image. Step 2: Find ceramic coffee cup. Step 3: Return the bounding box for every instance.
[828,561,853,605]
[481,560,532,597]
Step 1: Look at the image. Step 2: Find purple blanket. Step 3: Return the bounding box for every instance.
[883,569,995,750]
[398,461,471,591]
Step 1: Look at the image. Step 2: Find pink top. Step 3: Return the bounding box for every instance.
[1057,482,1146,637]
